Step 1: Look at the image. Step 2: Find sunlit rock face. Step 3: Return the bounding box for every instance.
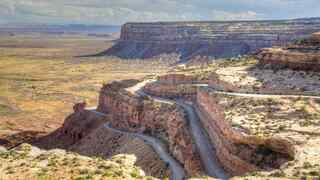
[257,32,320,72]
[143,74,206,100]
[102,18,320,62]
[97,80,203,176]
[196,87,295,176]
[311,32,320,42]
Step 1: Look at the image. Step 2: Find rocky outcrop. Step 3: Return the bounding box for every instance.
[73,102,87,113]
[310,32,320,42]
[143,74,206,99]
[140,75,295,176]
[35,103,170,178]
[144,83,198,100]
[61,109,108,146]
[97,80,202,176]
[208,63,320,96]
[101,18,320,62]
[71,125,170,178]
[143,76,295,176]
[195,87,295,175]
[257,32,320,71]
[37,79,202,176]
[158,74,201,84]
[138,75,296,176]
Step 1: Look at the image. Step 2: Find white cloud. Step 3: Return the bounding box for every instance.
[209,10,262,21]
[0,0,319,25]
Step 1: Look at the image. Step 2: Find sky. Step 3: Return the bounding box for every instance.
[0,0,320,25]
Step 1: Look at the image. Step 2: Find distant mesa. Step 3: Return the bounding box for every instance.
[95,18,320,63]
[256,31,320,71]
[311,32,320,42]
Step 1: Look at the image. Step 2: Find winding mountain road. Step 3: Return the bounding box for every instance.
[129,80,229,179]
[128,79,320,179]
[175,83,320,99]
[87,108,186,180]
[88,79,320,180]
[211,89,320,99]
[103,123,186,180]
[177,101,228,179]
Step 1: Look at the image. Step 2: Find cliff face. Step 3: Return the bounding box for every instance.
[143,74,206,100]
[102,18,320,62]
[97,80,202,176]
[140,75,295,176]
[34,104,170,178]
[144,83,198,100]
[256,32,320,71]
[196,87,295,175]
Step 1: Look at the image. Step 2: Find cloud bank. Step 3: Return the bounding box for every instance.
[0,0,319,25]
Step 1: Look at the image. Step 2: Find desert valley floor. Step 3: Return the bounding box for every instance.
[0,30,320,180]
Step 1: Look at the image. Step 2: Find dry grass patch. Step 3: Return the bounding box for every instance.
[0,34,170,147]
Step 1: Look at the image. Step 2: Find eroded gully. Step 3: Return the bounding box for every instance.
[127,80,320,179]
[130,80,229,179]
[87,108,186,180]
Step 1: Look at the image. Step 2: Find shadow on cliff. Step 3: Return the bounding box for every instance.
[0,130,46,149]
[80,40,251,64]
[31,109,107,150]
[31,79,141,150]
[30,128,67,150]
[29,108,170,178]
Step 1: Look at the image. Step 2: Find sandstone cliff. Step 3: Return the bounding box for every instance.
[34,101,170,178]
[143,74,206,100]
[97,80,203,176]
[36,79,203,177]
[196,87,295,175]
[256,32,320,71]
[101,18,320,63]
[142,74,295,176]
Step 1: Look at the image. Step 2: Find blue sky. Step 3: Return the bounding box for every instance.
[0,0,320,25]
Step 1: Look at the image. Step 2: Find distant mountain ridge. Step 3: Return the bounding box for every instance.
[0,24,121,34]
[99,17,320,63]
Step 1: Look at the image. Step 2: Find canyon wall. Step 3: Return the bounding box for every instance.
[143,74,206,99]
[141,75,295,175]
[256,32,320,71]
[97,80,203,176]
[101,18,320,62]
[36,101,170,178]
[196,87,295,175]
[144,83,197,100]
[37,79,203,176]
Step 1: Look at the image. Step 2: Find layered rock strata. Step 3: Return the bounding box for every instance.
[101,18,320,62]
[143,74,206,99]
[35,101,170,178]
[144,83,197,100]
[257,32,320,71]
[195,87,295,175]
[97,80,202,176]
[140,75,295,176]
[157,74,203,84]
